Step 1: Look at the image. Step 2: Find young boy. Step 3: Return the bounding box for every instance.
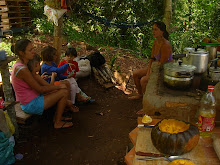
[40,46,90,106]
[59,47,95,103]
[58,48,79,78]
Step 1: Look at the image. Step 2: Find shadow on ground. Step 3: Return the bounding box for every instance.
[14,76,142,165]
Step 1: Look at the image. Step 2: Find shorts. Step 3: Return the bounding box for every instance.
[20,96,44,115]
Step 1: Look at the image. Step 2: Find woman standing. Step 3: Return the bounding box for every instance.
[129,21,173,100]
[11,39,73,129]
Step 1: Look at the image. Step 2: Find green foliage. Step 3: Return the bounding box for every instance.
[0,40,16,68]
[171,0,219,54]
[28,0,44,18]
[33,18,54,34]
[109,54,118,69]
[64,0,162,56]
[28,0,219,57]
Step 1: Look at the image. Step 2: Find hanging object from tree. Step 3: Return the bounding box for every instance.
[44,0,67,9]
[44,5,67,26]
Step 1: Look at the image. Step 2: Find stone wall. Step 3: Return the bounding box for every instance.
[142,62,200,122]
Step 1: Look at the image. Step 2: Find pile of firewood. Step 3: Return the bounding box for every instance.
[92,64,134,93]
[92,64,117,88]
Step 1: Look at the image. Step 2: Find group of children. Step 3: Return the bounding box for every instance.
[27,46,93,113]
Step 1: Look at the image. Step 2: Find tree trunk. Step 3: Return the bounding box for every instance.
[0,58,19,138]
[163,0,172,32]
[54,17,63,64]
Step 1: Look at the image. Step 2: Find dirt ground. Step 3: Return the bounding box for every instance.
[13,37,147,165]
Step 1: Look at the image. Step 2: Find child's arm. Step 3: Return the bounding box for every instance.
[41,72,49,80]
[50,72,57,85]
[54,63,69,74]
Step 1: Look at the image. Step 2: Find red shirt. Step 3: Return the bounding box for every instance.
[58,60,79,78]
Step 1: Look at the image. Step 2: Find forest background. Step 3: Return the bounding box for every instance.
[1,0,220,59]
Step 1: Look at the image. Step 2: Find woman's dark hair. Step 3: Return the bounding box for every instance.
[11,39,31,57]
[153,21,169,40]
[41,46,57,62]
[27,54,41,72]
[65,48,77,57]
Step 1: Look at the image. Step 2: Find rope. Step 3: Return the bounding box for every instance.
[75,4,162,29]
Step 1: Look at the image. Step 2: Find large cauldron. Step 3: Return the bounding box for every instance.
[163,61,196,89]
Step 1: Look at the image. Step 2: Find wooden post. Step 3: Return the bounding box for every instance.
[0,56,19,138]
[163,0,172,32]
[54,17,63,64]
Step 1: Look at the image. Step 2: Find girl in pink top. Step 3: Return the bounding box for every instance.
[11,39,73,129]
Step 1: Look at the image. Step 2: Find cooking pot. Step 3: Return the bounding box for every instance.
[182,48,209,74]
[163,61,196,89]
[207,46,217,61]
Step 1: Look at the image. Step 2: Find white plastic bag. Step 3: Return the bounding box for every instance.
[75,59,91,78]
[44,5,67,26]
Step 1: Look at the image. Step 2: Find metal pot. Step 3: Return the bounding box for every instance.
[163,61,196,89]
[208,66,220,82]
[207,46,217,61]
[182,48,209,74]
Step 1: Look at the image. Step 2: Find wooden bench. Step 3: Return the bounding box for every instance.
[4,101,32,124]
[14,103,32,124]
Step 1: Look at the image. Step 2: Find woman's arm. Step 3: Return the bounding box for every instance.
[159,41,172,64]
[33,74,50,86]
[16,67,65,93]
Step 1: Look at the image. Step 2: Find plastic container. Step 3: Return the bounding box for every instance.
[197,85,216,137]
[0,97,5,109]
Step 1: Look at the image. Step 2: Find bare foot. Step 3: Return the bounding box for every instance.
[70,105,79,112]
[54,121,73,129]
[136,109,143,115]
[128,95,143,100]
[67,100,79,112]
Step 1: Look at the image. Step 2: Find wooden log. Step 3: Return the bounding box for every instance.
[103,64,117,84]
[99,65,111,81]
[92,67,105,85]
[96,67,109,82]
[54,17,63,64]
[14,103,32,124]
[163,0,172,32]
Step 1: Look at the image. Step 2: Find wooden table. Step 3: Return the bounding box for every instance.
[133,119,220,165]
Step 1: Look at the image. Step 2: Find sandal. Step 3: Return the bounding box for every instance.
[77,98,95,105]
[62,116,72,121]
[54,121,73,129]
[77,96,91,102]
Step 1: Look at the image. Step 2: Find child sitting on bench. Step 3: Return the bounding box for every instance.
[40,46,91,106]
[27,54,79,113]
